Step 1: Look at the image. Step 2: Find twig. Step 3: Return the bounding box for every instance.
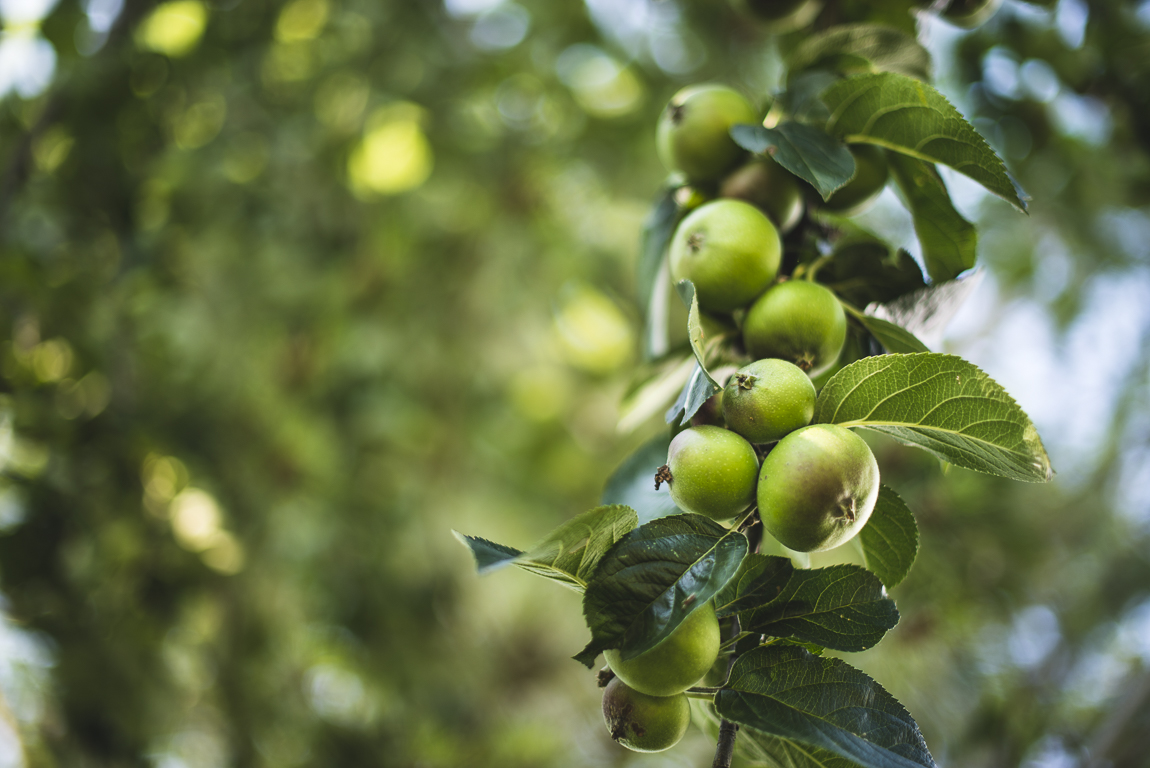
[711,720,739,768]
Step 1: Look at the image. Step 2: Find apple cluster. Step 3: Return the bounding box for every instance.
[599,83,885,753]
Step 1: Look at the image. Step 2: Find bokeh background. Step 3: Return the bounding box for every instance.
[0,0,1148,765]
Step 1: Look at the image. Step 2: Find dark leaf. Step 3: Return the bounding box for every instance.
[731,122,856,201]
[886,153,978,283]
[715,553,796,618]
[820,236,926,307]
[716,646,937,768]
[860,486,919,589]
[741,565,899,652]
[575,514,748,667]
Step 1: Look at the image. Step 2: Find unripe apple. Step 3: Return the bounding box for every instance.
[605,601,721,697]
[719,158,804,234]
[742,280,847,377]
[663,425,759,521]
[669,199,781,314]
[657,85,758,183]
[602,677,691,753]
[722,359,816,444]
[822,144,888,216]
[757,424,880,552]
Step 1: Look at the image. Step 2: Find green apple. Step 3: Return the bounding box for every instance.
[719,158,805,234]
[602,677,691,753]
[822,144,888,216]
[605,601,721,697]
[657,85,758,183]
[757,424,880,552]
[669,199,781,314]
[664,425,759,521]
[722,359,816,444]
[742,280,847,377]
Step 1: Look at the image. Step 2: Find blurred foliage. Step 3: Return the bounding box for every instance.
[0,0,1146,766]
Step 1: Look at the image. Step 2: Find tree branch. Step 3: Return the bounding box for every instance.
[711,720,739,768]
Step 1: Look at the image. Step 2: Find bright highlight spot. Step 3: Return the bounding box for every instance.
[137,0,207,58]
[0,33,57,99]
[553,283,633,374]
[170,488,222,551]
[275,0,328,42]
[347,104,433,197]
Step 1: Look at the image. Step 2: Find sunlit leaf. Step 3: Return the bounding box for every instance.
[822,73,1027,210]
[814,353,1054,482]
[454,505,638,592]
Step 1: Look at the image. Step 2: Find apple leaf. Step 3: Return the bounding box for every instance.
[716,646,937,768]
[860,485,919,589]
[637,186,680,315]
[715,553,796,618]
[813,353,1054,482]
[819,235,926,308]
[664,280,724,424]
[731,122,856,201]
[740,565,899,652]
[575,513,748,667]
[887,153,978,283]
[788,24,933,83]
[601,433,682,525]
[840,302,930,354]
[453,504,638,593]
[821,72,1027,211]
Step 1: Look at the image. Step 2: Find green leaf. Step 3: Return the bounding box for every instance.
[638,187,680,314]
[814,353,1054,482]
[860,486,919,589]
[731,122,856,201]
[821,72,1027,211]
[664,280,723,424]
[886,153,978,283]
[840,302,930,354]
[665,362,718,426]
[575,514,748,667]
[601,433,682,525]
[741,565,899,652]
[788,24,933,82]
[453,504,638,592]
[716,646,937,768]
[820,235,926,307]
[715,553,796,618]
[453,534,523,574]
